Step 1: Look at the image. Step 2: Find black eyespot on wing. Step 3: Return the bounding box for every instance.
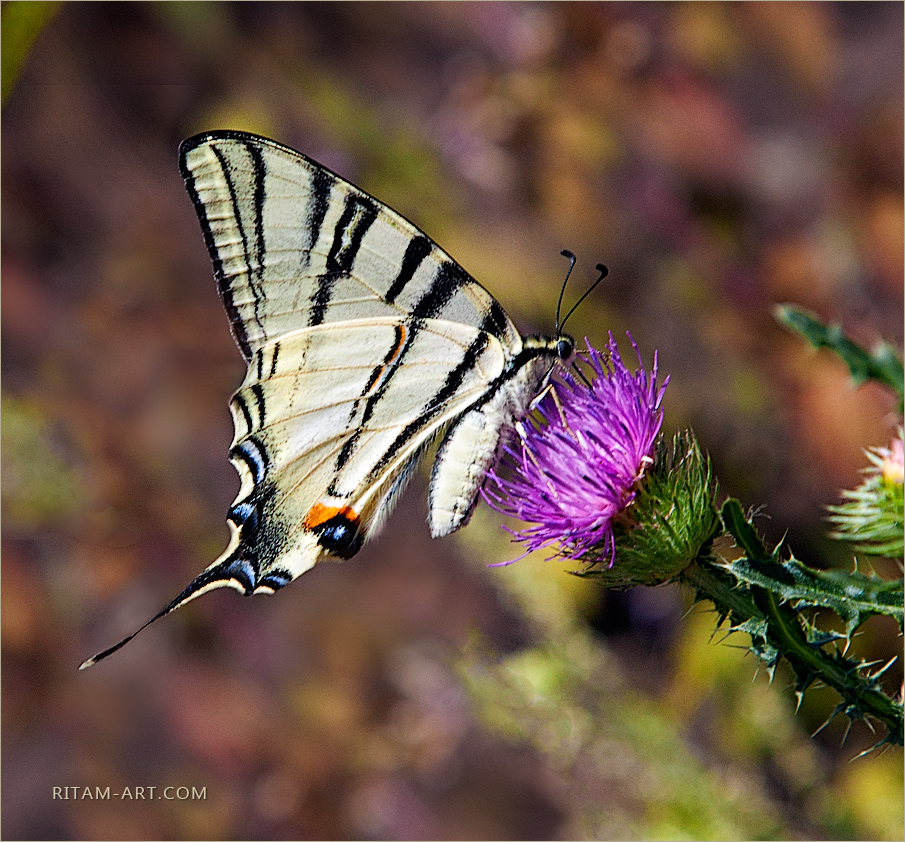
[225,480,288,576]
[229,501,260,537]
[257,569,293,591]
[226,558,258,592]
[309,511,364,560]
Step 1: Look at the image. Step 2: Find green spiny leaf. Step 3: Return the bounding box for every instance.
[685,502,903,743]
[774,304,904,409]
[722,554,903,635]
[720,499,768,560]
[806,629,847,648]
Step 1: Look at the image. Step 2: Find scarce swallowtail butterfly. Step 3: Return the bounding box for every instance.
[81,130,574,669]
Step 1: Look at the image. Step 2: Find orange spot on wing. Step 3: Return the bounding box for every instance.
[303,502,361,530]
[387,325,406,364]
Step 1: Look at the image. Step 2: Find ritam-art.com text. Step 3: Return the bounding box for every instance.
[52,786,206,801]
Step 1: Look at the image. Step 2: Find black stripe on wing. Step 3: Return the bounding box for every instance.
[230,437,269,485]
[250,384,266,426]
[180,145,254,360]
[324,261,474,496]
[310,193,379,327]
[231,393,255,435]
[329,325,409,492]
[386,235,433,304]
[247,140,268,343]
[366,307,557,483]
[305,168,333,274]
[211,145,261,353]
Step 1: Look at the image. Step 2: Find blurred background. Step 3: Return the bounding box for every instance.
[2,3,902,839]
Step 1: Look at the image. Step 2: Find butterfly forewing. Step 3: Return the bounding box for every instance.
[180,132,521,357]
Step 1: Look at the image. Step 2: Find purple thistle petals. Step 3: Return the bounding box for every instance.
[483,333,667,565]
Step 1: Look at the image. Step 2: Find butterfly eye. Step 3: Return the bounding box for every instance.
[556,337,574,360]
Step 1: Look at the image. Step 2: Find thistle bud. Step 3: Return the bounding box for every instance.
[829,431,904,559]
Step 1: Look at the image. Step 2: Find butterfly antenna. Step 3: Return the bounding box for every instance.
[560,263,608,334]
[555,250,577,335]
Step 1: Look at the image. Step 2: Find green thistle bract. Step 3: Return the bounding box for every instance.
[828,432,904,558]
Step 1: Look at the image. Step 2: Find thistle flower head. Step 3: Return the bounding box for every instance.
[484,333,719,584]
[484,333,667,564]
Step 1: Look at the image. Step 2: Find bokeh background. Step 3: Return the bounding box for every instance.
[2,3,903,840]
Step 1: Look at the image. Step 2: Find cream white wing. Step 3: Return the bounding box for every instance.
[429,339,558,537]
[223,317,508,588]
[80,132,570,669]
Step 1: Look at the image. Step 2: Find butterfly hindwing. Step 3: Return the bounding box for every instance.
[225,317,510,586]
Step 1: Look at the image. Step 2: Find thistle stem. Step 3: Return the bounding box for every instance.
[679,526,903,746]
[679,557,764,623]
[751,583,903,743]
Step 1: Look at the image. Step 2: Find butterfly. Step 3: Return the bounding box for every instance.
[80,131,573,668]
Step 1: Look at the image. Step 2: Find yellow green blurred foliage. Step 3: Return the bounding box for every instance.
[1,2,60,103]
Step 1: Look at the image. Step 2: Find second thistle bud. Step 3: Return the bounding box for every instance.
[829,431,904,559]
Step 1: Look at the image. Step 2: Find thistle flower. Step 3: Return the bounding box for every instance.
[481,308,904,745]
[484,333,718,584]
[484,333,664,565]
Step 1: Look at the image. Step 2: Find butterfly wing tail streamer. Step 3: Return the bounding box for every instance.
[78,555,264,670]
